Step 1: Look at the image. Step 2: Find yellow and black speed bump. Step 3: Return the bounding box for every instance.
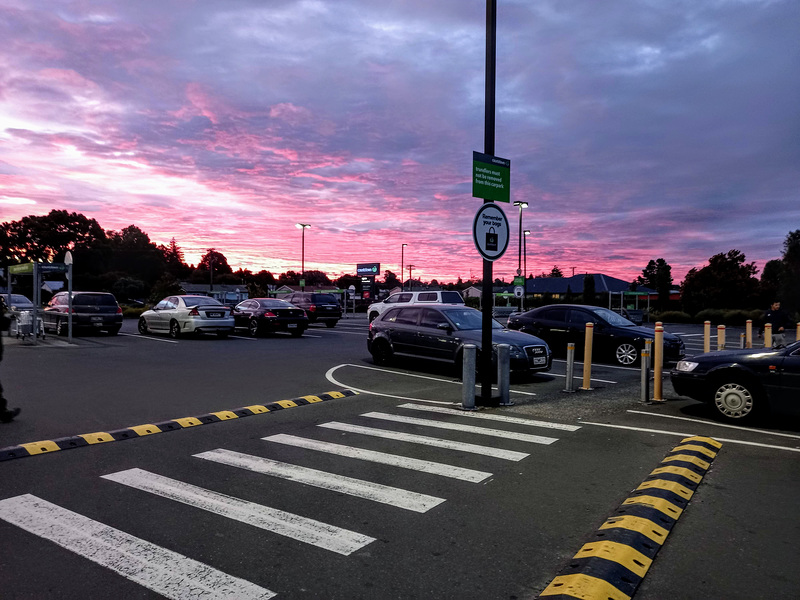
[537,435,721,600]
[0,389,358,462]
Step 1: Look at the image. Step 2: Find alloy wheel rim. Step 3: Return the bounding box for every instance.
[616,343,637,365]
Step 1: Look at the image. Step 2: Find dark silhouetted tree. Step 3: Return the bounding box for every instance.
[636,258,673,310]
[681,250,760,314]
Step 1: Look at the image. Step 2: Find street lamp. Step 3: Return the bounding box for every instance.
[401,244,408,291]
[296,223,311,290]
[513,201,528,277]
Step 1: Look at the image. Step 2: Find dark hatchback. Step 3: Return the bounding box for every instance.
[283,292,341,328]
[233,298,309,337]
[507,304,684,367]
[43,291,123,335]
[671,341,800,422]
[368,305,552,375]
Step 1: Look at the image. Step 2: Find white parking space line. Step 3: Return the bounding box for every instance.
[118,333,178,344]
[263,434,492,483]
[318,422,530,461]
[580,421,800,453]
[361,412,560,445]
[0,494,276,600]
[194,449,445,513]
[396,403,581,432]
[310,329,365,336]
[102,468,373,556]
[626,410,800,440]
[229,335,258,341]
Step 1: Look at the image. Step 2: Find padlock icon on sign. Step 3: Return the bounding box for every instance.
[486,227,498,251]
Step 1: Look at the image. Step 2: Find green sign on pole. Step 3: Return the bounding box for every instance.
[8,263,34,274]
[473,151,510,203]
[513,276,525,286]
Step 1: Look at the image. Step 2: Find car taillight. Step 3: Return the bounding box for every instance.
[116,306,123,314]
[188,307,200,316]
[308,305,317,312]
[262,311,276,318]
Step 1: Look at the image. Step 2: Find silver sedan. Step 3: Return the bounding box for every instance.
[138,295,234,339]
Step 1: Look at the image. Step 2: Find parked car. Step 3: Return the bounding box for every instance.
[233,298,308,337]
[43,291,123,336]
[613,308,645,325]
[138,295,234,338]
[368,304,552,375]
[507,304,684,367]
[283,292,341,327]
[1,293,36,337]
[367,290,465,322]
[671,341,800,422]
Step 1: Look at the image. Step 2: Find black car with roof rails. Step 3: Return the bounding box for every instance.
[43,291,123,336]
[507,303,684,367]
[368,304,551,375]
[283,292,341,327]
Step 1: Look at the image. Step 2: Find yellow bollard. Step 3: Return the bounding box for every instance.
[581,323,594,390]
[717,325,726,351]
[703,321,711,353]
[764,323,772,348]
[745,320,752,348]
[653,325,664,401]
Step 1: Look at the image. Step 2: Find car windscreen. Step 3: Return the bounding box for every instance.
[183,296,223,307]
[7,295,33,307]
[73,294,118,306]
[440,292,465,304]
[311,294,337,303]
[591,307,635,327]
[441,308,503,330]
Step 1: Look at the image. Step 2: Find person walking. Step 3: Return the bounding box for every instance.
[1,297,21,423]
[764,300,790,348]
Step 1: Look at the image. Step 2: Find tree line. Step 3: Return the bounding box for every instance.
[1,211,797,316]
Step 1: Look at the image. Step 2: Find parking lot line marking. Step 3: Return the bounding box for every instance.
[325,364,457,404]
[396,403,581,431]
[263,433,493,483]
[120,333,178,344]
[580,421,800,453]
[229,335,258,341]
[318,421,530,461]
[0,494,277,600]
[101,469,374,556]
[362,412,560,445]
[626,410,800,440]
[194,448,445,513]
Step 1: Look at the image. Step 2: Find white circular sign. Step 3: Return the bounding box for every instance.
[514,286,524,298]
[472,203,510,261]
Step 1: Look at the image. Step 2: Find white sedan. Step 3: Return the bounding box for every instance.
[138,295,234,339]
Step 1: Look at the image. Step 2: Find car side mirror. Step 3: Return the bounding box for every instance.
[437,322,453,333]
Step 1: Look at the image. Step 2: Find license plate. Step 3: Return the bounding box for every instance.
[287,323,297,328]
[207,312,223,318]
[91,316,102,321]
[533,357,547,365]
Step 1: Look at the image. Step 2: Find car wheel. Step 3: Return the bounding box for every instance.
[326,320,337,328]
[713,380,760,421]
[369,312,379,322]
[169,320,181,339]
[56,319,68,337]
[138,317,148,335]
[371,339,393,366]
[107,326,120,336]
[615,342,638,366]
[248,318,260,337]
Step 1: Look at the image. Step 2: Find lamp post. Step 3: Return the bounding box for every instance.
[401,243,407,291]
[523,230,530,312]
[513,201,528,277]
[296,223,311,290]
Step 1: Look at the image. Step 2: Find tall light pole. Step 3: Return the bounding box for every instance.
[523,230,530,312]
[296,223,311,290]
[401,243,407,291]
[407,265,415,291]
[513,201,528,276]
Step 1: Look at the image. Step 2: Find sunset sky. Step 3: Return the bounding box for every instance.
[1,1,797,284]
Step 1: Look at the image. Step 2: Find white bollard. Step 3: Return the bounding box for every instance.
[461,344,478,411]
[563,343,576,393]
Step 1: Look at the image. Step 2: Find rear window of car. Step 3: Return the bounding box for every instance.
[440,292,464,304]
[417,292,438,302]
[260,300,293,309]
[73,294,118,306]
[311,294,337,303]
[183,296,223,307]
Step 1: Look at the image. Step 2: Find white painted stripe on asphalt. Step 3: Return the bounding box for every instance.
[319,421,529,461]
[263,434,492,483]
[312,329,365,336]
[361,412,559,445]
[325,364,456,404]
[119,333,178,344]
[397,403,581,432]
[194,448,445,513]
[0,494,276,600]
[626,410,800,440]
[580,421,800,453]
[229,335,258,341]
[101,468,374,556]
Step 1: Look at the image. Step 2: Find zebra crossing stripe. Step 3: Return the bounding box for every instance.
[101,468,374,556]
[263,434,492,483]
[318,421,530,461]
[0,494,276,600]
[396,403,581,431]
[361,412,559,445]
[194,448,445,513]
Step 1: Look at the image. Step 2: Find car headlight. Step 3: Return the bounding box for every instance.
[675,360,699,372]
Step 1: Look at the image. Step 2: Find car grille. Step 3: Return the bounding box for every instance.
[524,345,548,366]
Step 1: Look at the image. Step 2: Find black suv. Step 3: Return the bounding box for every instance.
[43,291,123,335]
[284,292,342,328]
